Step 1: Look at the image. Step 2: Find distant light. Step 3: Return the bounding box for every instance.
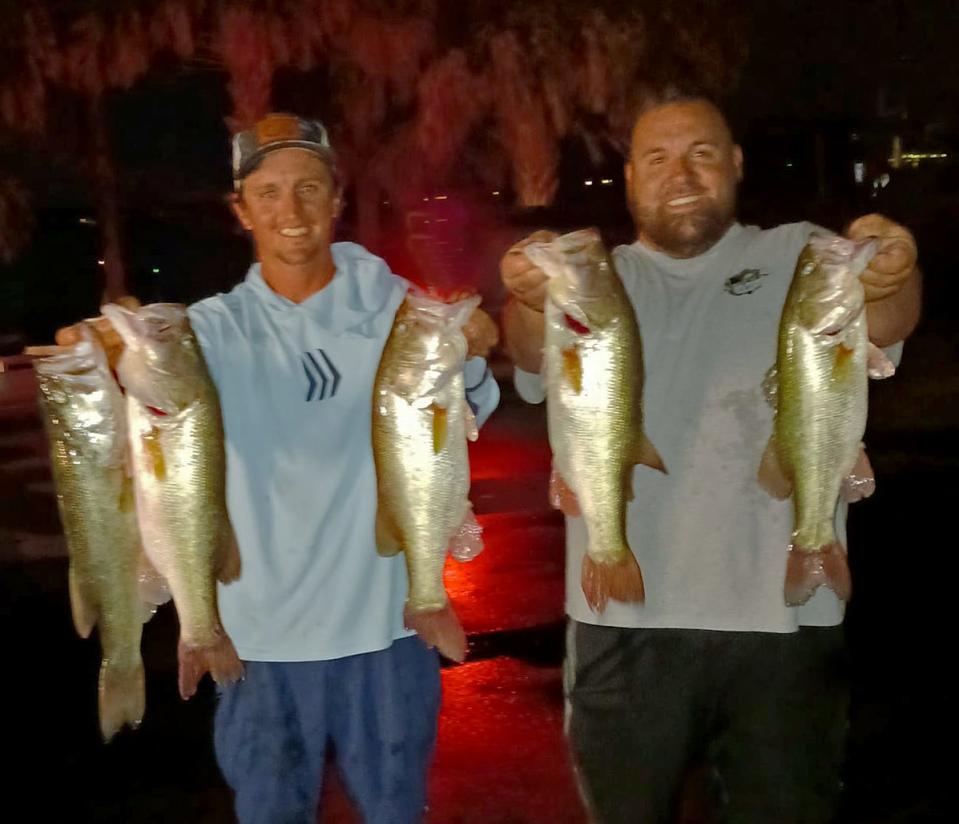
[434,195,448,200]
[853,162,865,184]
[152,267,160,274]
[382,200,390,206]
[78,217,96,226]
[584,179,594,186]
[600,178,613,185]
[97,259,105,265]
[491,191,500,196]
[896,151,948,163]
[422,197,429,202]
[785,161,793,168]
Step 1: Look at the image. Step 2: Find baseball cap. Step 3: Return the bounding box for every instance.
[232,113,338,188]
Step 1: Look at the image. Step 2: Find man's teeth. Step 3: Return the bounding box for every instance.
[668,195,701,206]
[281,227,308,237]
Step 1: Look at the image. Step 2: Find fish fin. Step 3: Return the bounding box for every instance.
[404,602,467,663]
[841,444,876,502]
[177,633,244,700]
[784,542,851,606]
[758,436,793,500]
[549,465,581,517]
[581,550,645,613]
[448,505,484,561]
[834,341,856,371]
[68,566,97,639]
[762,366,779,408]
[137,553,171,622]
[98,659,145,742]
[562,346,583,394]
[634,433,667,474]
[464,400,479,442]
[216,524,242,584]
[141,427,166,480]
[432,403,448,453]
[375,508,403,557]
[867,342,896,380]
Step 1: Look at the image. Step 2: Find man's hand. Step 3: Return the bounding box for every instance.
[463,307,499,359]
[846,214,918,303]
[500,230,558,311]
[53,295,140,368]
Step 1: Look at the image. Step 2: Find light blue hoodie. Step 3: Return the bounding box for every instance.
[188,242,499,661]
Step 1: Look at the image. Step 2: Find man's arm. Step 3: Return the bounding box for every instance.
[461,306,501,427]
[847,214,922,346]
[463,357,499,427]
[499,230,557,375]
[502,297,545,374]
[864,267,921,348]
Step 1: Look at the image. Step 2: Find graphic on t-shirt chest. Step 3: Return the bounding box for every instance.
[301,348,341,401]
[724,268,769,296]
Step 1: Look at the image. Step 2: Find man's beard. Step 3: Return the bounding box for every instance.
[636,198,734,259]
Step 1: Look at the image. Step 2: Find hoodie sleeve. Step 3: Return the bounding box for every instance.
[464,356,500,428]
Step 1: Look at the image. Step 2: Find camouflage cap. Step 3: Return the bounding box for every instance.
[232,113,338,188]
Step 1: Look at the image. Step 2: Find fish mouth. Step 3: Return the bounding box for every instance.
[553,228,601,256]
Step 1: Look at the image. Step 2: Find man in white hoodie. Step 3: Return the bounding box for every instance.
[59,113,500,824]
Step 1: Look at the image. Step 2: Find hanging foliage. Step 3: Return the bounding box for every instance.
[0,0,749,234]
[0,176,34,264]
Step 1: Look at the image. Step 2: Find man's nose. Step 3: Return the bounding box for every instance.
[277,189,306,223]
[668,154,696,181]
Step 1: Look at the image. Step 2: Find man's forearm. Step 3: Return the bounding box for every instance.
[866,267,922,347]
[502,298,545,373]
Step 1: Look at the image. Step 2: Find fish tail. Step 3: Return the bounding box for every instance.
[98,659,145,742]
[404,602,467,663]
[784,542,852,606]
[581,550,645,613]
[177,632,244,700]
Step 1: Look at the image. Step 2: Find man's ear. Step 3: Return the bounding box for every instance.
[231,190,254,231]
[733,144,744,182]
[332,188,345,221]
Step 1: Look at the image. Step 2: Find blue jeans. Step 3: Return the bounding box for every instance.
[214,636,441,824]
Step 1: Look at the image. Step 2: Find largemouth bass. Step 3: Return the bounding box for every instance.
[525,229,665,613]
[35,332,163,740]
[102,303,243,698]
[372,292,483,662]
[759,233,894,605]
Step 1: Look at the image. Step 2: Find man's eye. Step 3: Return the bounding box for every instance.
[259,190,277,199]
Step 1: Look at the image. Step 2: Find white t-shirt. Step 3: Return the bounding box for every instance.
[516,222,903,633]
[188,242,500,661]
